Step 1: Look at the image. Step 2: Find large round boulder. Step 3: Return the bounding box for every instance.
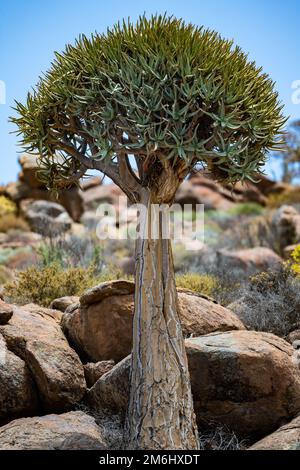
[186,331,300,438]
[216,247,282,274]
[21,200,72,236]
[61,281,244,362]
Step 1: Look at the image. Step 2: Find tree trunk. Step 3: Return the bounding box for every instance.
[125,189,199,450]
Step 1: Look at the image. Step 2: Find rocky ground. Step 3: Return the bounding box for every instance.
[0,155,300,449]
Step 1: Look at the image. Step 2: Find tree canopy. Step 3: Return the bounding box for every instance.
[12,14,285,197]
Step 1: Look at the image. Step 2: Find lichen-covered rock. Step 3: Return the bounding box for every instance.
[0,334,38,423]
[0,305,86,411]
[62,281,244,362]
[0,411,107,450]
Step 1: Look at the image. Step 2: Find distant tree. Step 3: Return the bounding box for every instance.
[273,120,300,183]
[12,15,285,449]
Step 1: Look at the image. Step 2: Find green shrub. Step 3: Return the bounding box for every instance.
[4,263,99,307]
[4,261,134,307]
[176,272,218,297]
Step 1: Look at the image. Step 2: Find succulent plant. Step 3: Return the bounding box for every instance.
[12,14,286,194]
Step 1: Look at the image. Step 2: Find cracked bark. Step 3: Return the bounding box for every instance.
[125,188,199,450]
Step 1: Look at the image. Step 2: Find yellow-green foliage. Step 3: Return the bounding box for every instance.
[4,263,98,307]
[0,214,29,233]
[0,196,17,217]
[176,272,218,297]
[291,245,300,275]
[4,262,134,307]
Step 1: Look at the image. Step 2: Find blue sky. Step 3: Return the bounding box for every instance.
[0,0,299,184]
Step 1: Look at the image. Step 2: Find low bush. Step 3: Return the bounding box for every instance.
[4,263,99,307]
[230,264,300,337]
[4,260,133,307]
[176,272,218,297]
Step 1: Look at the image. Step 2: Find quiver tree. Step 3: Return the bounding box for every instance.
[12,15,285,449]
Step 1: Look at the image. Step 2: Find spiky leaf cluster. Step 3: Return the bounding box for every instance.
[12,14,286,188]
